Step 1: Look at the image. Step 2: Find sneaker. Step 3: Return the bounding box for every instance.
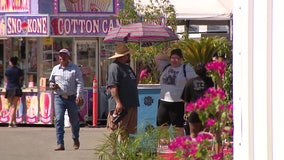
[8,123,17,128]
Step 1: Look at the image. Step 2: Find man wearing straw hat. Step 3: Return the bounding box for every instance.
[106,44,139,139]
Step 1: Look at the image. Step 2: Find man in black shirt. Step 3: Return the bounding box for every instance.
[181,63,214,137]
[106,44,139,139]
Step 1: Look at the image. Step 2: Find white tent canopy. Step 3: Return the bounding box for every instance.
[134,0,233,40]
[135,0,233,20]
[173,0,233,20]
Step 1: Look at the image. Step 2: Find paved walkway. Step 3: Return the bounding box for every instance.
[0,124,108,160]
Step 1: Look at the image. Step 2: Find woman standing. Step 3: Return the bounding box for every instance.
[155,49,196,137]
[5,56,23,128]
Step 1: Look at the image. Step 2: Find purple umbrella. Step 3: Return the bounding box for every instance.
[103,22,179,43]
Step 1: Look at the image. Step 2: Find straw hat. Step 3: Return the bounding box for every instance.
[108,44,133,59]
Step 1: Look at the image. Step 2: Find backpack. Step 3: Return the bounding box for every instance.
[162,63,187,78]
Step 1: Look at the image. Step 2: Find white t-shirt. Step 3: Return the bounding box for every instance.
[159,64,196,102]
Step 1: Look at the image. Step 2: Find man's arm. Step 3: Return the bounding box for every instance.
[76,66,84,98]
[154,54,170,71]
[109,86,123,113]
[75,66,84,105]
[49,68,58,90]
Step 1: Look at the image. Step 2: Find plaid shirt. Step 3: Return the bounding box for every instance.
[49,62,84,97]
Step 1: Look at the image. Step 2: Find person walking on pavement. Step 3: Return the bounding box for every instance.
[106,44,139,140]
[5,56,23,128]
[49,48,84,151]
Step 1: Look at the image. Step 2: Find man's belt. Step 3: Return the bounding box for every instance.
[60,94,76,99]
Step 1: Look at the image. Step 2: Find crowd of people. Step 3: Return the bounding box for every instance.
[105,44,225,146]
[4,43,223,152]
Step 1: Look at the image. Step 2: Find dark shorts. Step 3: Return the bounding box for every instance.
[5,88,23,98]
[157,100,184,127]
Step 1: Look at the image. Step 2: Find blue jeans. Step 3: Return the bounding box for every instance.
[54,95,80,146]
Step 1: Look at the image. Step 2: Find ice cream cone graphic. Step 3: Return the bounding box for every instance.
[21,21,28,34]
[44,93,50,117]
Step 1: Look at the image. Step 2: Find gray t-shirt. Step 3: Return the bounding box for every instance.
[159,64,196,102]
[107,61,139,110]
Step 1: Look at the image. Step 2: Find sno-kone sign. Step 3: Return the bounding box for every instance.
[5,15,49,37]
[50,16,119,37]
[3,15,119,37]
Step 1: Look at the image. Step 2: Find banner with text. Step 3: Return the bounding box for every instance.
[50,15,120,37]
[5,14,49,37]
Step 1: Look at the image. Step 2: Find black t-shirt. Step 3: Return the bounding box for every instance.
[107,61,139,109]
[181,76,214,103]
[5,66,23,89]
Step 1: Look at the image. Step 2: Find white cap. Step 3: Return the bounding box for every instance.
[59,49,71,56]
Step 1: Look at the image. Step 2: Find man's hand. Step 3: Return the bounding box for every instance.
[50,84,59,90]
[76,97,84,106]
[183,113,188,121]
[115,102,124,113]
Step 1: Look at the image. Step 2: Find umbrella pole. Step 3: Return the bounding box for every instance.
[139,41,141,53]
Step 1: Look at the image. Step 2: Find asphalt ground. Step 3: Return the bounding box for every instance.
[0,124,108,160]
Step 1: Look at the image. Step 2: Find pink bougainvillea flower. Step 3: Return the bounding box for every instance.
[227,103,233,111]
[196,97,210,110]
[222,126,232,133]
[211,153,223,160]
[206,118,215,126]
[168,136,192,150]
[185,102,196,112]
[189,147,198,157]
[198,132,213,140]
[228,113,233,119]
[216,89,226,100]
[169,62,233,160]
[206,61,227,78]
[219,104,225,110]
[206,87,225,99]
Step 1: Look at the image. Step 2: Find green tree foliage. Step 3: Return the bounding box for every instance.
[118,0,177,28]
[96,127,173,160]
[174,36,233,102]
[175,36,232,67]
[128,43,167,84]
[117,0,140,24]
[117,0,178,84]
